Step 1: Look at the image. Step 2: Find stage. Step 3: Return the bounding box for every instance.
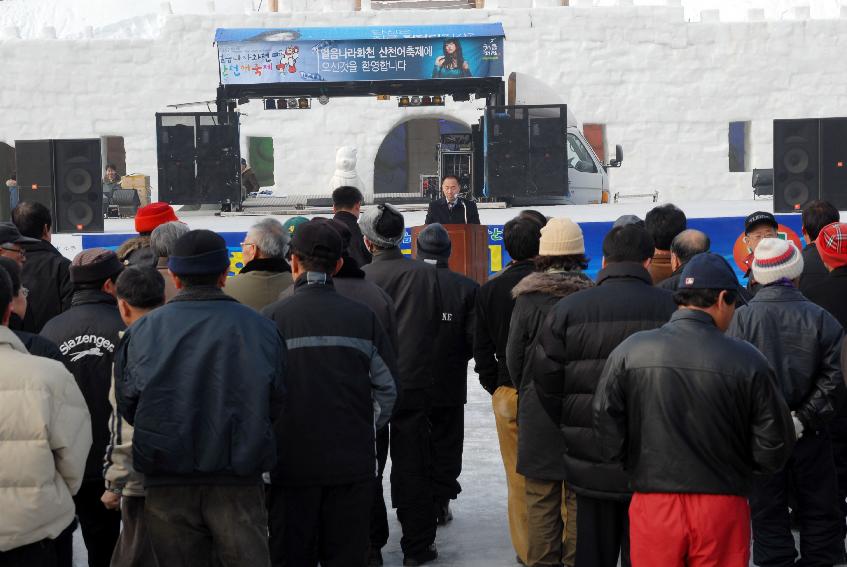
[50,198,801,282]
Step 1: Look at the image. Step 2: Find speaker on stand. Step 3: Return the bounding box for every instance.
[52,139,103,233]
[773,119,820,213]
[14,140,55,214]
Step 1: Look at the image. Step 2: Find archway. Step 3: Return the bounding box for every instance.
[373,117,470,195]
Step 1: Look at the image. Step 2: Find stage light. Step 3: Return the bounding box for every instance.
[398,96,410,107]
[276,98,286,109]
[431,95,444,106]
[287,97,298,109]
[264,98,276,110]
[411,96,422,106]
[376,95,391,101]
[318,95,329,105]
[298,97,311,109]
[422,96,432,105]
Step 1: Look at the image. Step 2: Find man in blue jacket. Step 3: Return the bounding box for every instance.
[115,229,286,567]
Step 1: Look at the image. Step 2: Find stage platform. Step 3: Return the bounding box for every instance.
[50,198,800,282]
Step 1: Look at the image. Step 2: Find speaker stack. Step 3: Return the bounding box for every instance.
[14,139,103,233]
[773,118,847,212]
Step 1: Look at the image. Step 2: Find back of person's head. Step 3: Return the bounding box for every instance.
[503,217,542,261]
[0,267,12,324]
[670,229,711,265]
[332,186,364,210]
[168,230,231,287]
[519,209,548,228]
[150,221,189,258]
[645,204,687,251]
[11,201,52,239]
[359,203,405,250]
[673,253,739,316]
[802,200,840,242]
[602,225,655,263]
[290,218,343,273]
[0,257,21,295]
[116,266,166,309]
[70,248,124,291]
[248,218,289,259]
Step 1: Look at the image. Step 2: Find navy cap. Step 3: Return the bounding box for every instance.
[290,218,343,262]
[744,211,778,234]
[678,252,740,290]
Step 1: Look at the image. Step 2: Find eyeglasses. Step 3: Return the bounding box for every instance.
[240,241,256,249]
[0,245,24,256]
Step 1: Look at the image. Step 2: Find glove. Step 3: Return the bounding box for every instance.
[792,413,804,439]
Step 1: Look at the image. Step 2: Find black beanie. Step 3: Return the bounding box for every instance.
[417,223,452,261]
[168,230,231,276]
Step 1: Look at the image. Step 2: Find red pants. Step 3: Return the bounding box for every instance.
[629,492,750,567]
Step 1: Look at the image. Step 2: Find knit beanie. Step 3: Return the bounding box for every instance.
[359,203,405,248]
[417,223,452,261]
[70,248,124,284]
[539,217,585,256]
[752,238,804,285]
[167,230,230,276]
[135,202,178,234]
[816,222,847,270]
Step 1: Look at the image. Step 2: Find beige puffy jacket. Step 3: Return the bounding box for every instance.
[0,326,92,552]
[103,372,145,497]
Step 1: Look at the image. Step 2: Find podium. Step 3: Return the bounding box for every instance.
[411,223,489,285]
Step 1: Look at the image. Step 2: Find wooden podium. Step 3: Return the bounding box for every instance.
[411,223,489,285]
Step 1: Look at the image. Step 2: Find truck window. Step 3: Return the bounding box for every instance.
[567,133,597,173]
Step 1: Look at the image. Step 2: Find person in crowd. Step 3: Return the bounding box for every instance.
[226,218,292,310]
[11,202,73,332]
[332,185,372,267]
[115,230,285,567]
[135,202,179,237]
[804,221,847,560]
[6,174,18,212]
[102,267,165,567]
[0,220,35,268]
[425,175,480,225]
[520,209,548,228]
[119,202,181,269]
[415,223,479,526]
[149,220,189,301]
[505,218,593,567]
[612,214,644,229]
[535,223,676,567]
[594,252,795,567]
[741,210,779,296]
[0,257,62,360]
[40,249,125,567]
[102,164,121,202]
[656,228,710,291]
[0,268,91,566]
[728,237,844,567]
[263,219,398,567]
[799,199,840,294]
[644,203,687,284]
[361,203,442,566]
[241,158,259,201]
[473,216,542,565]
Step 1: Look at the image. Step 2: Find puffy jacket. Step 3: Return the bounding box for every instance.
[474,260,536,394]
[334,210,372,267]
[534,262,676,499]
[728,283,844,432]
[506,271,593,480]
[0,327,91,552]
[427,259,478,406]
[264,275,398,486]
[104,376,144,497]
[40,290,125,481]
[799,243,829,295]
[363,247,442,391]
[226,257,293,311]
[594,309,795,496]
[115,286,286,486]
[19,239,73,333]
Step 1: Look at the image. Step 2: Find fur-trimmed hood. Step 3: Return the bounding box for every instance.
[511,270,594,298]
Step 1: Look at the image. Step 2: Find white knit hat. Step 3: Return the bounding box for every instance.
[752,238,804,285]
[539,217,584,256]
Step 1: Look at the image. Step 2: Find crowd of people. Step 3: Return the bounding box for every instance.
[0,176,846,567]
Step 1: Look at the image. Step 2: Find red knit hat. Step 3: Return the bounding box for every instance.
[816,222,847,270]
[135,202,178,234]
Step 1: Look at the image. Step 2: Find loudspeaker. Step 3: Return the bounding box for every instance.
[773,119,820,213]
[53,139,103,233]
[14,140,55,213]
[820,118,847,210]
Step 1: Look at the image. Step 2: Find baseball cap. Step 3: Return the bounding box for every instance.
[290,218,343,262]
[0,222,38,246]
[744,211,778,235]
[678,252,740,290]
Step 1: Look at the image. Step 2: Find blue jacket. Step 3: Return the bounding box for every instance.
[115,287,286,486]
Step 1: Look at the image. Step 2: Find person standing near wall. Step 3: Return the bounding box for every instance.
[506,218,594,567]
[473,216,542,565]
[332,185,372,267]
[241,158,259,202]
[102,164,121,203]
[644,203,686,284]
[799,200,840,295]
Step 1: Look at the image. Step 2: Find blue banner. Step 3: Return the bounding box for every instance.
[215,24,505,85]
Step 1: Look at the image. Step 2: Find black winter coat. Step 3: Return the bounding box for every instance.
[363,248,442,392]
[474,260,536,395]
[594,309,795,496]
[728,283,845,432]
[116,287,286,486]
[428,260,478,406]
[799,243,829,295]
[333,210,372,267]
[506,271,594,480]
[534,262,676,499]
[425,198,481,225]
[14,329,62,361]
[806,266,847,328]
[40,290,125,481]
[20,239,73,333]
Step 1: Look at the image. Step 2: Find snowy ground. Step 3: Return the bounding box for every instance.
[73,364,846,566]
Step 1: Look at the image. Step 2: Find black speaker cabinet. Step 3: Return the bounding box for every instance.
[820,118,847,210]
[14,140,56,214]
[53,139,103,233]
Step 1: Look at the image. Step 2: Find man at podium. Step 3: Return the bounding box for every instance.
[425,175,480,225]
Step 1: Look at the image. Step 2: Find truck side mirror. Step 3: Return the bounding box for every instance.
[609,144,623,168]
